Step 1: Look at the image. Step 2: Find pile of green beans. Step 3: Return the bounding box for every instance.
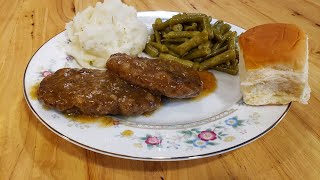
[143,13,239,75]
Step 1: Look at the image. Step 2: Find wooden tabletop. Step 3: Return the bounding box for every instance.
[1,0,320,179]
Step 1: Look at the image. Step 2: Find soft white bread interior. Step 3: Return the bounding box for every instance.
[238,23,310,105]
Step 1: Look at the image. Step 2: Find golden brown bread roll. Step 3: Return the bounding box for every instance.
[238,23,310,105]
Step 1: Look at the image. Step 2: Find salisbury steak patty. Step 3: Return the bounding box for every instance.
[106,53,203,98]
[37,68,161,116]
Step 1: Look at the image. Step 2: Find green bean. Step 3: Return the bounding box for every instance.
[225,31,237,65]
[212,31,232,50]
[174,12,205,17]
[155,18,162,24]
[152,20,170,30]
[231,57,239,67]
[163,43,177,48]
[213,20,224,30]
[208,16,212,22]
[144,43,159,57]
[177,31,208,56]
[213,20,223,27]
[161,38,189,44]
[198,41,213,49]
[159,53,194,68]
[163,31,200,39]
[172,13,184,19]
[213,65,238,75]
[169,14,206,27]
[219,63,239,69]
[183,47,211,60]
[172,24,183,31]
[229,48,239,67]
[184,23,198,31]
[149,42,169,52]
[199,49,236,70]
[222,31,233,40]
[214,45,229,55]
[194,45,228,62]
[235,49,239,64]
[212,40,227,51]
[193,62,200,70]
[168,49,180,57]
[220,24,232,35]
[228,31,237,50]
[161,27,172,34]
[225,59,231,66]
[212,42,220,51]
[203,17,214,39]
[154,29,161,43]
[164,44,180,55]
[212,28,223,41]
[149,34,155,42]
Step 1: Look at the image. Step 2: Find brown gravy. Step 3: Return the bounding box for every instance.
[29,83,40,100]
[64,115,118,127]
[194,71,217,100]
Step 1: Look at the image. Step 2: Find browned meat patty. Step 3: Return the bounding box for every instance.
[37,68,161,116]
[106,53,203,98]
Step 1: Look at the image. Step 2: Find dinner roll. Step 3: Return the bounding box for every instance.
[238,23,310,105]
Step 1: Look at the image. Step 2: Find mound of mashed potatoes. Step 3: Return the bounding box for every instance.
[65,0,147,68]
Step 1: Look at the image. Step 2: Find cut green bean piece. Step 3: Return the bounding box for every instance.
[169,14,206,27]
[172,24,183,31]
[213,65,238,75]
[195,45,228,62]
[213,20,224,30]
[154,29,161,43]
[183,47,211,60]
[163,31,200,39]
[199,50,236,70]
[161,27,172,34]
[168,49,180,57]
[164,44,180,55]
[152,20,170,30]
[203,17,214,39]
[149,42,169,52]
[213,31,232,50]
[144,44,159,57]
[155,18,162,24]
[193,62,200,70]
[184,23,198,31]
[198,41,213,49]
[228,31,237,50]
[220,24,231,35]
[159,53,194,68]
[213,20,223,27]
[149,34,155,42]
[177,31,209,56]
[212,28,223,41]
[222,31,232,41]
[161,38,189,44]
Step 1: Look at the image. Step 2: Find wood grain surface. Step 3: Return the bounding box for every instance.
[1,0,320,179]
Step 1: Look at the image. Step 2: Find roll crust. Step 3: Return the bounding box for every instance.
[239,23,307,72]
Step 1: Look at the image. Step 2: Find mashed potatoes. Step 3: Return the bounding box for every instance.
[65,0,147,68]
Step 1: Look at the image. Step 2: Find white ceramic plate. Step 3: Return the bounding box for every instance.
[23,11,290,161]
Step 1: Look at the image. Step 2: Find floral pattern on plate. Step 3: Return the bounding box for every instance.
[115,114,265,151]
